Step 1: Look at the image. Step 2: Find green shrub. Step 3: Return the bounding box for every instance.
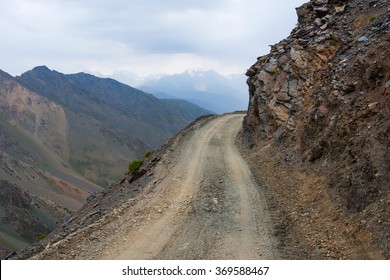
[35,234,48,241]
[128,150,153,174]
[369,16,377,22]
[128,159,144,174]
[144,150,153,158]
[328,39,337,46]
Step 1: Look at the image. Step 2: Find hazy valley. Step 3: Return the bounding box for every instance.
[138,69,248,113]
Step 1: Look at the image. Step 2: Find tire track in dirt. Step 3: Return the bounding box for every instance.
[104,114,277,259]
[221,116,276,259]
[104,115,234,259]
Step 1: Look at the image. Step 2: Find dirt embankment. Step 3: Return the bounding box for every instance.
[238,137,387,259]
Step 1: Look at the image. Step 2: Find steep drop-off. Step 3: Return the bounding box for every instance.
[243,0,389,258]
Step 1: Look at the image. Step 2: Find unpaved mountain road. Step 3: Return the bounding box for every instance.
[31,113,278,259]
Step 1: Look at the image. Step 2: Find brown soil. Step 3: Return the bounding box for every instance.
[238,137,387,259]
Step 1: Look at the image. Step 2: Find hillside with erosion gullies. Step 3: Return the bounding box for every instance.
[242,0,389,258]
[15,66,211,187]
[0,67,210,258]
[0,70,94,258]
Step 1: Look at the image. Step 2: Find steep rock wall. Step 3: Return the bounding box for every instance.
[243,0,389,256]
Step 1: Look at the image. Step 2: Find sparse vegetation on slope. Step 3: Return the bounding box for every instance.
[128,159,144,174]
[128,150,153,174]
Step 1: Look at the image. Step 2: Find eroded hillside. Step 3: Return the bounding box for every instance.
[16,66,211,186]
[0,70,96,258]
[0,67,211,258]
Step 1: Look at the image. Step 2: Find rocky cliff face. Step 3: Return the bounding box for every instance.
[243,0,389,257]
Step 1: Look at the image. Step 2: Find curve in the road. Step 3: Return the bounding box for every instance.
[105,114,277,259]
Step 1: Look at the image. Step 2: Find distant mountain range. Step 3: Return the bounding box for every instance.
[107,69,248,114]
[0,66,211,257]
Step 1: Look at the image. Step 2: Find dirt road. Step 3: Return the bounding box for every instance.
[31,114,278,259]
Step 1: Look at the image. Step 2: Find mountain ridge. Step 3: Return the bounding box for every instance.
[0,66,211,258]
[15,66,211,186]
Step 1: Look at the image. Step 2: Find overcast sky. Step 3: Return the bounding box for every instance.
[0,0,307,78]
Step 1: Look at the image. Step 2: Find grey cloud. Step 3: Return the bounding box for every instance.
[0,0,308,76]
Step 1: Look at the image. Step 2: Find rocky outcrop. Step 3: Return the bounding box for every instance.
[243,0,389,257]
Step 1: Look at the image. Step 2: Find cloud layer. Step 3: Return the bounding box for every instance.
[0,0,307,76]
